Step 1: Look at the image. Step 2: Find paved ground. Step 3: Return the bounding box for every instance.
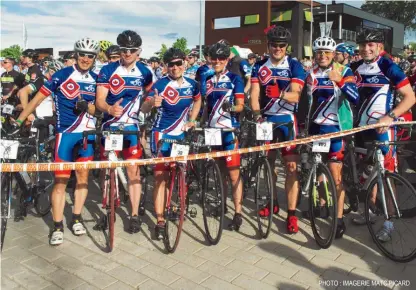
[2,159,416,290]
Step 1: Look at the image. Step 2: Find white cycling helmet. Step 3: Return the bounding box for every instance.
[313,36,337,52]
[74,37,100,55]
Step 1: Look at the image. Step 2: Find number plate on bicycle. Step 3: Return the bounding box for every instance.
[171,143,190,157]
[104,134,123,151]
[2,104,14,115]
[256,122,273,141]
[204,128,222,146]
[312,139,330,153]
[0,140,20,159]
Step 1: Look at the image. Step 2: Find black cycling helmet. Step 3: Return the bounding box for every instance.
[163,48,186,63]
[117,30,142,48]
[217,39,231,46]
[208,42,230,58]
[356,28,384,44]
[203,45,211,57]
[105,45,121,58]
[63,51,76,60]
[22,49,39,61]
[399,60,411,73]
[42,56,53,62]
[149,56,160,63]
[265,25,291,43]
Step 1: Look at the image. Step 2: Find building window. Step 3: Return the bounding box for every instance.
[213,17,241,29]
[271,10,292,22]
[244,14,260,25]
[342,29,357,42]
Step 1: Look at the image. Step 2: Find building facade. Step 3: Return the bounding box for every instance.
[205,1,405,58]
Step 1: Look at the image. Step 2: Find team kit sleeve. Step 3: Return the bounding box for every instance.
[386,62,410,89]
[290,60,306,87]
[233,75,245,100]
[240,59,252,78]
[337,67,360,105]
[250,62,260,84]
[39,72,61,96]
[192,81,201,100]
[96,65,110,88]
[143,66,155,92]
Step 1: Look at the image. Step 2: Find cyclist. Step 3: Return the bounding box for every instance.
[306,36,360,238]
[105,45,121,63]
[62,51,77,67]
[247,53,257,68]
[184,51,199,79]
[12,37,100,245]
[334,43,354,66]
[149,57,164,80]
[140,48,201,239]
[17,49,44,110]
[93,40,112,74]
[202,42,245,230]
[96,30,154,234]
[195,45,214,108]
[250,25,306,233]
[1,57,25,105]
[350,29,416,241]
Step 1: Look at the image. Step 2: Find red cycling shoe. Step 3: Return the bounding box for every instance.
[286,216,298,234]
[258,202,279,217]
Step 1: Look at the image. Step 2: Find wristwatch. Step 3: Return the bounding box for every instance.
[387,111,397,119]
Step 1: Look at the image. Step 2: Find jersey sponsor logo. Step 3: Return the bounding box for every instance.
[243,65,248,73]
[276,70,289,77]
[367,76,379,84]
[217,82,228,89]
[130,79,142,86]
[183,87,192,96]
[84,84,95,92]
[354,71,363,85]
[162,86,180,105]
[60,78,80,100]
[322,80,332,86]
[258,66,273,84]
[109,74,126,95]
[206,80,214,95]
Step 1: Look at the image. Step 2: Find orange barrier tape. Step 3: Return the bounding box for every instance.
[1,121,415,173]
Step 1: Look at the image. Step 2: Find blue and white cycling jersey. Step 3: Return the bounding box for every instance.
[205,70,245,128]
[251,56,305,116]
[148,76,200,136]
[39,65,97,133]
[306,63,359,126]
[195,64,214,96]
[350,55,409,126]
[97,61,155,128]
[184,64,199,79]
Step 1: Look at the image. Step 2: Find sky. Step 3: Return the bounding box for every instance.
[0,0,413,58]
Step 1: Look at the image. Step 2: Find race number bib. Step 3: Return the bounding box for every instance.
[0,140,19,159]
[170,143,190,157]
[104,134,123,151]
[2,104,14,115]
[312,139,330,153]
[256,122,273,141]
[204,128,222,146]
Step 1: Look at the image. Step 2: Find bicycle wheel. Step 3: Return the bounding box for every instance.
[34,171,53,216]
[108,170,116,252]
[309,163,338,249]
[365,171,416,262]
[202,159,224,245]
[255,158,274,239]
[139,171,148,216]
[164,165,186,253]
[1,173,11,251]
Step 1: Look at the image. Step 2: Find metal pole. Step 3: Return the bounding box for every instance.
[199,0,203,60]
[310,0,313,60]
[325,1,328,36]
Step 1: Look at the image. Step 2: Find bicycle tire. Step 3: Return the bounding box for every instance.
[34,172,53,216]
[255,158,274,239]
[309,163,338,249]
[164,165,186,253]
[365,171,416,263]
[1,173,11,251]
[202,159,225,245]
[108,170,116,252]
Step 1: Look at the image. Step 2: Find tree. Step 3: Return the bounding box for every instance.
[157,38,191,61]
[361,1,416,31]
[0,44,23,60]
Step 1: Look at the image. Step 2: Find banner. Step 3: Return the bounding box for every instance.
[319,21,333,37]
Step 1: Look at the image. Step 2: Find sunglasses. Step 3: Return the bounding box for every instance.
[210,57,228,61]
[109,55,120,60]
[168,60,183,67]
[120,47,139,54]
[269,42,287,49]
[78,52,95,59]
[315,51,333,57]
[3,61,11,64]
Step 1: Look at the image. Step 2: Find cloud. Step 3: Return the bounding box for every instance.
[0,0,204,58]
[160,33,179,40]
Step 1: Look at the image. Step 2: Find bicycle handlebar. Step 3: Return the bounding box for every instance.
[83,130,139,137]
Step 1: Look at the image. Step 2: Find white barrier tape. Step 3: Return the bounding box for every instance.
[1,121,415,173]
